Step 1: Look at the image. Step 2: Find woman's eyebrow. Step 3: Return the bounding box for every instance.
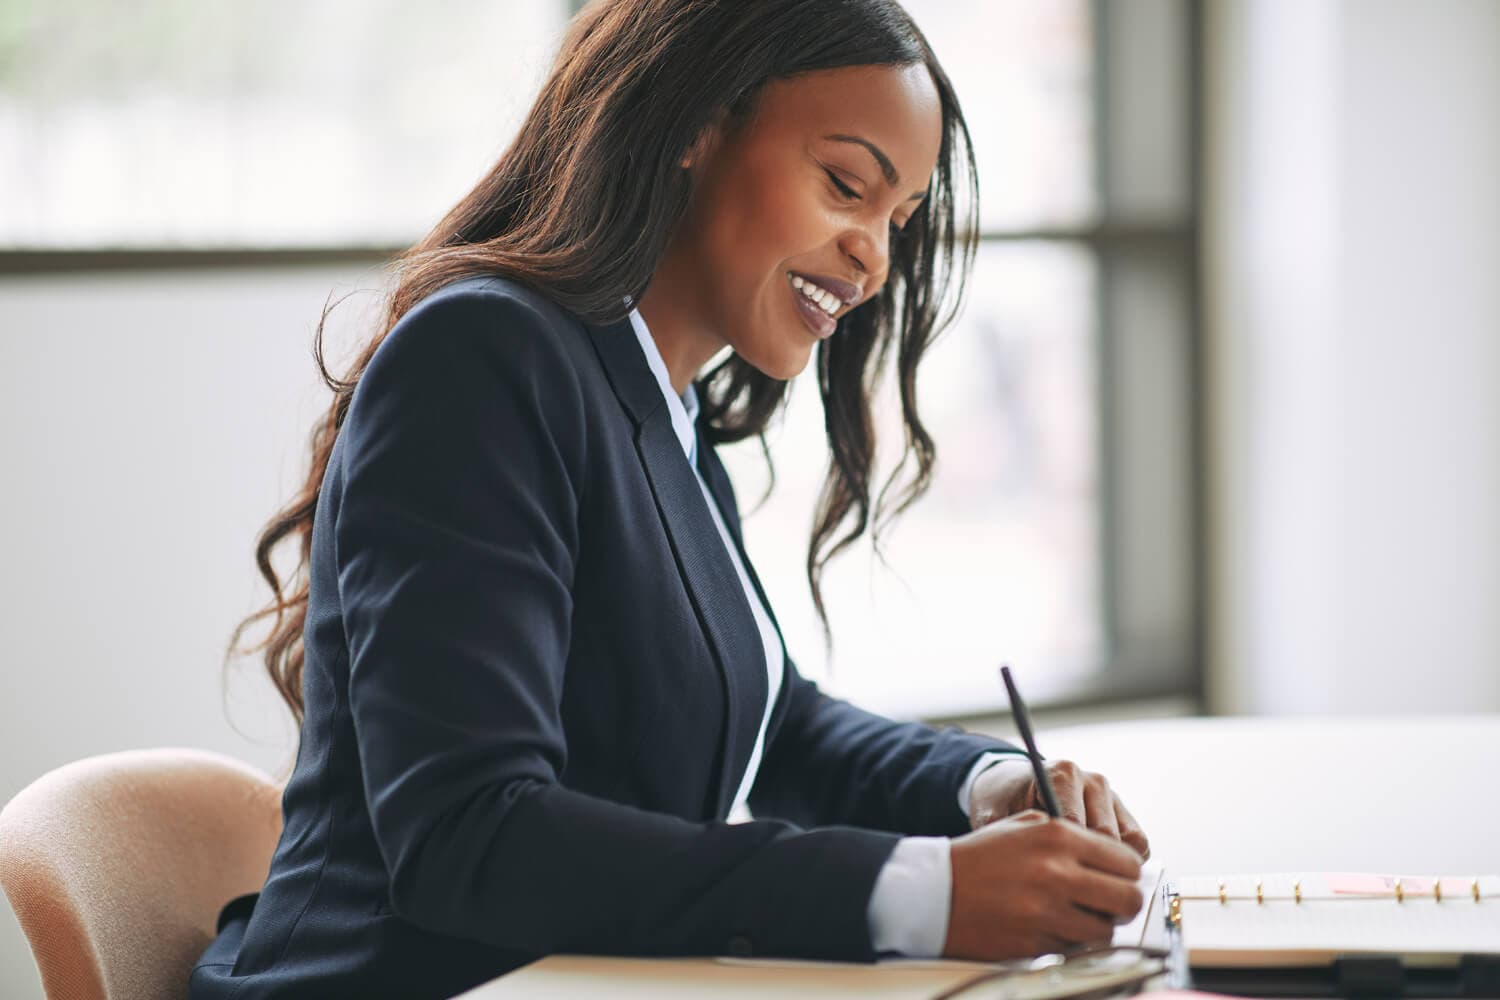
[823,133,928,201]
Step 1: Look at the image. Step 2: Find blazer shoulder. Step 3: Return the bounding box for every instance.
[390,274,588,348]
[365,274,601,389]
[420,273,579,324]
[339,274,597,504]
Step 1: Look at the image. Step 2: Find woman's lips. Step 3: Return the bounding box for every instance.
[790,271,861,305]
[790,278,837,338]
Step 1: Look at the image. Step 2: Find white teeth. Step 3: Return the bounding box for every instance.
[789,274,840,316]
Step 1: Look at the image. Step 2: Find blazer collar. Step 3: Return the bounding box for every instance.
[625,305,699,461]
[583,314,770,819]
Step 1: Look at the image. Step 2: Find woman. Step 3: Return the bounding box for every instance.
[193,1,1151,997]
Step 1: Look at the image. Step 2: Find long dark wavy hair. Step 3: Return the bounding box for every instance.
[231,0,979,726]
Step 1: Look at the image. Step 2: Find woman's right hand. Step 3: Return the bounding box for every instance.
[944,808,1146,960]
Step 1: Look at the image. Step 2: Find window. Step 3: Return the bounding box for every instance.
[0,0,1200,720]
[0,1,576,248]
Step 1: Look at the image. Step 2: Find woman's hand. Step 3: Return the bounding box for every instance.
[968,757,1150,862]
[945,809,1145,961]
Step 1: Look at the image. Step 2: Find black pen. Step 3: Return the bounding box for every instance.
[999,664,1062,818]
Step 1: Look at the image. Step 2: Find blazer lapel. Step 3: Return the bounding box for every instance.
[694,429,798,750]
[696,426,801,741]
[582,315,767,818]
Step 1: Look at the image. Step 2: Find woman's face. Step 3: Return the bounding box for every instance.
[652,62,944,383]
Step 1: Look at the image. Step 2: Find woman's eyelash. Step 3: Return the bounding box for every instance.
[825,167,907,237]
[824,167,859,200]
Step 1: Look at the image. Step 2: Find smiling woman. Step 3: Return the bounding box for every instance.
[199,1,1149,997]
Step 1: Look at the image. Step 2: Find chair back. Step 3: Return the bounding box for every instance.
[0,748,282,1000]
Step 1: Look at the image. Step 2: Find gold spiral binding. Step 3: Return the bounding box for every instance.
[1182,873,1487,904]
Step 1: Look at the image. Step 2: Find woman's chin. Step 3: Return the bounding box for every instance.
[768,346,815,382]
[733,338,814,383]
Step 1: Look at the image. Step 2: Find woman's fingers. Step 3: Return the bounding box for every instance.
[946,811,1146,962]
[1082,777,1121,840]
[1044,760,1147,861]
[1046,760,1088,825]
[1052,903,1117,946]
[1067,863,1146,921]
[1069,823,1144,881]
[1114,796,1151,861]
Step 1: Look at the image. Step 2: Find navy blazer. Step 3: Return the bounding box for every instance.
[191,275,1017,999]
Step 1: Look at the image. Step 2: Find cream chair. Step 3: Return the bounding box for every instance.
[0,748,282,1000]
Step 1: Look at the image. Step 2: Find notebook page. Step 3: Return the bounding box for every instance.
[1171,873,1500,964]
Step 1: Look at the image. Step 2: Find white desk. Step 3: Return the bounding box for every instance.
[459,715,1500,997]
[1039,715,1498,875]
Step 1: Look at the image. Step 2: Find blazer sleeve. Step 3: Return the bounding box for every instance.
[334,284,901,962]
[746,655,1024,838]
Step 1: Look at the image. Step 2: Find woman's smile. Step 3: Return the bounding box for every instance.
[786,271,842,339]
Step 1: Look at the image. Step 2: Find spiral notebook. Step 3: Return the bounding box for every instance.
[1158,872,1500,968]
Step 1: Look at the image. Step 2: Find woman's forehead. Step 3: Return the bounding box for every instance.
[752,64,943,181]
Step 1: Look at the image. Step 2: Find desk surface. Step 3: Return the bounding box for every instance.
[1036,714,1498,875]
[459,714,1499,997]
[458,956,999,998]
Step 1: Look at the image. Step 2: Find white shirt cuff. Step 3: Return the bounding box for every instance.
[866,836,951,957]
[957,749,1032,818]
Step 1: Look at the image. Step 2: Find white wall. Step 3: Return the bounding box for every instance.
[1205,0,1500,714]
[0,265,379,997]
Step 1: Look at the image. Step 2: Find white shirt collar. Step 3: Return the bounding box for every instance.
[625,300,699,464]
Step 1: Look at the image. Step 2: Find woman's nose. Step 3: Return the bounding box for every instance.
[840,224,890,283]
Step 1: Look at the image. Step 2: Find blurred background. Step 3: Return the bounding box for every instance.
[1,0,1497,994]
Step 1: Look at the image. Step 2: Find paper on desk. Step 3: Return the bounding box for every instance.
[1114,861,1165,947]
